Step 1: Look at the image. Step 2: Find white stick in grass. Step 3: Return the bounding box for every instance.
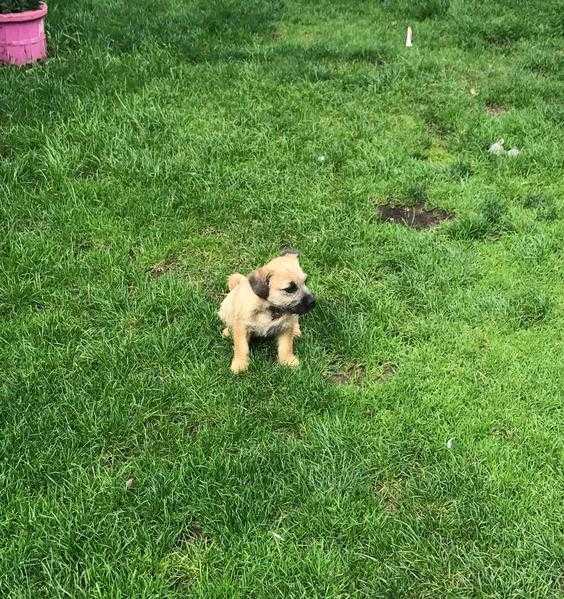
[405,26,413,47]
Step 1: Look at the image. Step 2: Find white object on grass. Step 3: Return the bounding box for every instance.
[488,139,505,155]
[446,438,455,449]
[506,147,521,157]
[316,155,327,163]
[405,26,413,47]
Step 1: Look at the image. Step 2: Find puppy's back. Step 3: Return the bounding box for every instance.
[219,273,257,327]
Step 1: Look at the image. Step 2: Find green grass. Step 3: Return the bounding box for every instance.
[1,0,563,596]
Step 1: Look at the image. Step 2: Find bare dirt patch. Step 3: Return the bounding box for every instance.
[328,362,366,385]
[490,425,516,441]
[486,104,507,117]
[174,521,209,548]
[328,361,397,385]
[375,478,403,513]
[377,362,397,382]
[328,362,365,385]
[376,203,453,229]
[149,257,178,278]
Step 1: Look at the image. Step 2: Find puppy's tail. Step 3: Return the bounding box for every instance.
[227,273,245,290]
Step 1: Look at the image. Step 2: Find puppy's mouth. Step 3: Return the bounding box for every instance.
[270,294,316,318]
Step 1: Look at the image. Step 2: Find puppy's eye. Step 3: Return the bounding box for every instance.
[284,282,298,293]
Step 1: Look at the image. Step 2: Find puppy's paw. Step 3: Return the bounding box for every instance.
[230,358,249,374]
[279,355,300,368]
[222,327,231,338]
[293,322,301,337]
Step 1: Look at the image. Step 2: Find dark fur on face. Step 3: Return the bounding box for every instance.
[248,253,315,315]
[248,271,270,300]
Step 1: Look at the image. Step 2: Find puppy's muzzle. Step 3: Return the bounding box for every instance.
[293,293,316,315]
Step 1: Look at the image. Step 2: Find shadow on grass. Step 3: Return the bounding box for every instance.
[4,0,397,129]
[53,0,285,54]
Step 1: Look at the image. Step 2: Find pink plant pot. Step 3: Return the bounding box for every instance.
[0,2,47,66]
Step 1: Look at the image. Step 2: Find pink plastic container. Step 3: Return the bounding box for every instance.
[0,2,47,66]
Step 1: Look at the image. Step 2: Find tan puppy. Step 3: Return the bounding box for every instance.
[219,250,315,373]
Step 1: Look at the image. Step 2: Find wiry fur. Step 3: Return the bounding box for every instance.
[219,252,314,373]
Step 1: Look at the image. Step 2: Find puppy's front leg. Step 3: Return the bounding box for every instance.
[231,324,250,374]
[277,328,299,368]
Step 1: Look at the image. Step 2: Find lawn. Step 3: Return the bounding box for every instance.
[1,0,563,596]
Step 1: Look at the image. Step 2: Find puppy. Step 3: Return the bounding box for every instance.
[219,250,315,373]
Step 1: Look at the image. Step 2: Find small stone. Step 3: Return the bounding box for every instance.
[488,139,505,155]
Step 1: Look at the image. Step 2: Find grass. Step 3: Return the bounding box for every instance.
[1,0,563,596]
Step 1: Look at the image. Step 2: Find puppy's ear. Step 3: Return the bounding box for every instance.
[248,269,270,300]
[280,247,299,257]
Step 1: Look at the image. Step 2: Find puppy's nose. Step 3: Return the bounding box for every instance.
[305,294,316,310]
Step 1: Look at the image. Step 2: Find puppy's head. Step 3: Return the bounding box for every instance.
[248,250,315,315]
